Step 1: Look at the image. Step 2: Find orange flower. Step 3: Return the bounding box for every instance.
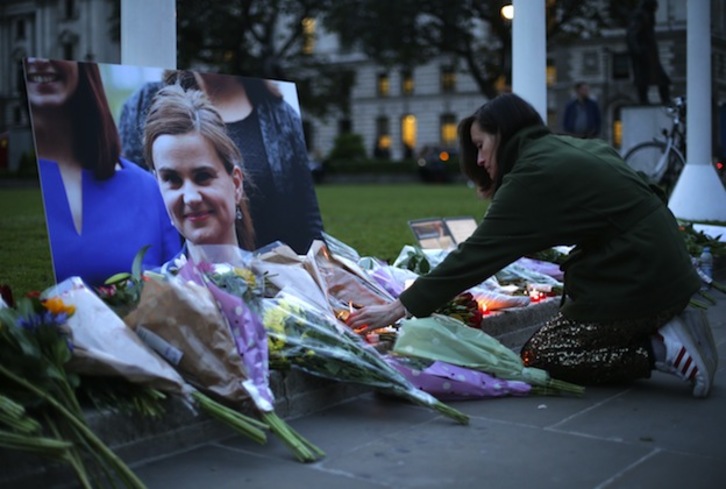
[43,297,76,316]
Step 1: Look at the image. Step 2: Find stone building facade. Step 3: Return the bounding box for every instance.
[1,0,725,170]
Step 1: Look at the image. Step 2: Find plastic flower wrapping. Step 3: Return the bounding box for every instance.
[44,277,187,395]
[304,240,394,310]
[252,241,332,312]
[393,314,585,396]
[129,246,324,463]
[177,253,274,413]
[385,356,531,401]
[260,288,469,425]
[387,244,564,312]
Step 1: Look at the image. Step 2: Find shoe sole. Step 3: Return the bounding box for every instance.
[678,308,718,397]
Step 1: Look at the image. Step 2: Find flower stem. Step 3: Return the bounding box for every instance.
[261,411,325,463]
[0,364,147,489]
[0,429,72,457]
[393,387,470,425]
[191,391,267,445]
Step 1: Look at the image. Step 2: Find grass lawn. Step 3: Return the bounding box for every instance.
[0,183,488,296]
[315,183,488,262]
[0,187,54,296]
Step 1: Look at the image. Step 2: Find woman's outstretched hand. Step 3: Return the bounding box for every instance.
[346,299,408,334]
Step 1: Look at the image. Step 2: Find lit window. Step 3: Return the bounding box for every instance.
[302,17,316,55]
[377,73,390,97]
[401,114,417,150]
[613,119,622,149]
[441,65,456,93]
[546,60,556,86]
[375,116,390,158]
[401,69,414,96]
[440,114,457,146]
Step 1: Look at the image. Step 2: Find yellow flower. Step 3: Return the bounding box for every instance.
[263,307,289,354]
[233,267,256,288]
[43,297,76,316]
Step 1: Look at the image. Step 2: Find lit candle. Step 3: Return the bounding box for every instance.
[477,300,490,315]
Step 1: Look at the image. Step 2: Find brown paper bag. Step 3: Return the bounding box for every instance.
[124,276,250,405]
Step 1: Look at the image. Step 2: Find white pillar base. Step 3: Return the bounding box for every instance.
[668,164,726,222]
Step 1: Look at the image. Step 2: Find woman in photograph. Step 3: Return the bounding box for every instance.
[25,58,181,286]
[347,93,717,398]
[142,83,255,265]
[119,70,323,255]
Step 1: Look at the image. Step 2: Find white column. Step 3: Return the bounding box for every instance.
[511,0,547,121]
[120,0,176,69]
[668,0,726,221]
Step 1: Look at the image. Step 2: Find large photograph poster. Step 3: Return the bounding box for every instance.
[24,58,324,287]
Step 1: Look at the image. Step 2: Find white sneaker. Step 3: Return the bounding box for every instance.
[655,309,717,398]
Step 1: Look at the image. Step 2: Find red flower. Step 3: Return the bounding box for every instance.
[25,290,41,300]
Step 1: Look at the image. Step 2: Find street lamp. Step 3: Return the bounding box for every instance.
[500,4,514,21]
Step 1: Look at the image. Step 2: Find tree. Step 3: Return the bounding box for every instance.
[321,0,608,99]
[175,0,351,117]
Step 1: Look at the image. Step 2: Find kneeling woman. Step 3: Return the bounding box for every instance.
[142,84,255,268]
[347,93,717,398]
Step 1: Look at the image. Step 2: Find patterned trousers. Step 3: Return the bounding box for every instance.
[520,302,687,386]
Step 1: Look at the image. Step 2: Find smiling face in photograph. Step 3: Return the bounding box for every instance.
[152,131,243,247]
[25,58,79,109]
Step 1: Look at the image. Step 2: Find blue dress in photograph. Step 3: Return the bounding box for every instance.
[39,157,182,286]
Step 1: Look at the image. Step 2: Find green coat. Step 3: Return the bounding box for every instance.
[400,126,700,323]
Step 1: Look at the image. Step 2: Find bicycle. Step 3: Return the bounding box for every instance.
[623,96,686,196]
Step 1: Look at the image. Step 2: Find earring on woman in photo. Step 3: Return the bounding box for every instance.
[236,206,243,221]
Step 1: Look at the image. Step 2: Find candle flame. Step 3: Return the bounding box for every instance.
[477,299,490,315]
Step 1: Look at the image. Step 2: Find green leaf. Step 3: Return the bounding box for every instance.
[131,245,151,282]
[104,273,131,285]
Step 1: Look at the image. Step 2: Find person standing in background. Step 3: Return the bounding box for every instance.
[562,82,601,139]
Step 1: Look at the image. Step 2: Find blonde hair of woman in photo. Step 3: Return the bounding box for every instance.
[142,84,255,262]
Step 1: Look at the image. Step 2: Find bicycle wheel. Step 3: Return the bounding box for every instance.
[623,141,668,181]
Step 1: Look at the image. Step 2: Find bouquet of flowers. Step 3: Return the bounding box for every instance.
[305,240,394,309]
[0,291,147,489]
[434,291,485,328]
[126,252,322,463]
[45,277,186,395]
[384,355,531,401]
[253,242,331,312]
[393,314,585,396]
[260,289,469,425]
